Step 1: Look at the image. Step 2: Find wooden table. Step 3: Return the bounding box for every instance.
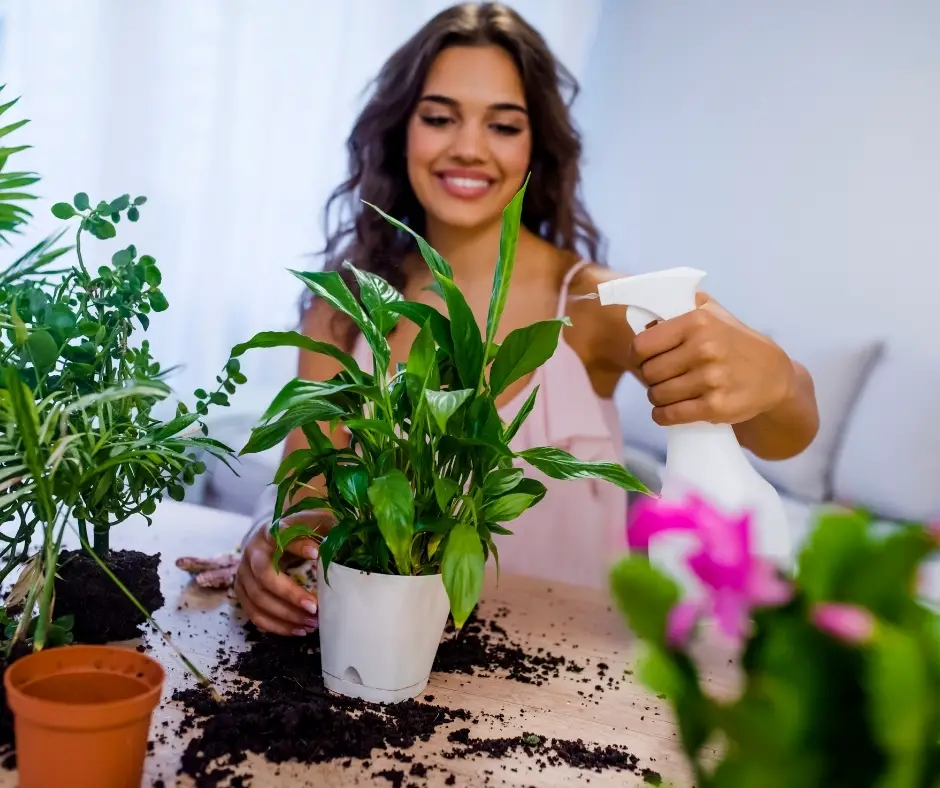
[2,501,736,787]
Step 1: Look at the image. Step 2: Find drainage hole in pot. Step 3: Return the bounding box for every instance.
[22,672,148,704]
[343,667,364,685]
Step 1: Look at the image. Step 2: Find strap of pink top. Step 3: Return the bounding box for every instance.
[555,259,591,318]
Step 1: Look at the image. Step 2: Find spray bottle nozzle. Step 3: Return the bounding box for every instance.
[596,267,706,336]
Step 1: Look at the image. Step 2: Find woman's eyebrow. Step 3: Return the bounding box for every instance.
[418,94,528,115]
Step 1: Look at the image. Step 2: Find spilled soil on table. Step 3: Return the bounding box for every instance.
[172,609,663,787]
[54,549,165,643]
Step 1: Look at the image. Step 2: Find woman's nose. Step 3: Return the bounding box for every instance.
[449,121,487,162]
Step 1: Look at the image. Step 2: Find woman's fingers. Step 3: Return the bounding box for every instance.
[238,563,318,630]
[235,575,312,637]
[248,542,319,616]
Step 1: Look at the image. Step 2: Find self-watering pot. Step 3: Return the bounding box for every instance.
[4,644,165,788]
[317,561,451,703]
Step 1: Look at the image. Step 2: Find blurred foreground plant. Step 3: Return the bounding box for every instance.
[611,496,940,788]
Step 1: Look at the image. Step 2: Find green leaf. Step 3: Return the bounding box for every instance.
[342,261,403,336]
[44,303,77,335]
[405,319,438,405]
[489,319,567,398]
[364,202,453,279]
[424,388,473,433]
[259,378,357,423]
[290,269,389,370]
[436,273,484,389]
[26,331,58,376]
[109,194,130,212]
[367,470,415,575]
[342,418,398,439]
[134,196,147,206]
[609,555,681,645]
[271,522,319,565]
[502,385,539,443]
[9,299,27,345]
[143,265,162,287]
[482,468,524,496]
[485,176,528,360]
[868,624,929,785]
[64,382,170,418]
[319,520,354,583]
[149,290,169,312]
[517,446,650,492]
[380,301,453,356]
[241,401,345,454]
[51,202,75,219]
[92,219,116,239]
[335,464,369,509]
[434,477,461,512]
[441,521,485,628]
[483,492,536,522]
[127,206,139,222]
[230,330,363,381]
[797,509,871,603]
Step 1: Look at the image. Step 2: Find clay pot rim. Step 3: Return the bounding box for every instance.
[4,644,165,715]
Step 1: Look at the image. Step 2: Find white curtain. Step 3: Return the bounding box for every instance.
[0,0,602,416]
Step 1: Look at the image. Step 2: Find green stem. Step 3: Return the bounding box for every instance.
[93,521,110,554]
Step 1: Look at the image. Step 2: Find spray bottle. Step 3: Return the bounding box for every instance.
[596,267,791,588]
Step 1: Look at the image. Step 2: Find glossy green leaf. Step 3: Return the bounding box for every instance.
[434,477,461,512]
[230,330,363,381]
[271,522,319,566]
[436,273,484,390]
[483,492,536,522]
[796,509,871,603]
[485,176,528,359]
[405,319,437,405]
[149,290,169,312]
[73,192,90,211]
[482,468,524,496]
[319,520,354,583]
[335,463,370,509]
[343,261,402,336]
[259,378,357,423]
[517,446,650,492]
[241,401,345,455]
[364,202,453,279]
[489,319,567,398]
[424,388,473,433]
[368,470,415,575]
[380,300,453,355]
[441,521,485,629]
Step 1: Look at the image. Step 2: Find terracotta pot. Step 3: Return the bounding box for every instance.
[4,644,165,788]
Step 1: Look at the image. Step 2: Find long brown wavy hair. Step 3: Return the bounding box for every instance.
[312,1,604,347]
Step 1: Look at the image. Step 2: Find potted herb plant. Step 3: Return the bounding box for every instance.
[231,179,651,702]
[610,495,940,787]
[0,87,238,646]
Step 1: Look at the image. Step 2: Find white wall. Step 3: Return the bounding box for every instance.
[577,0,940,357]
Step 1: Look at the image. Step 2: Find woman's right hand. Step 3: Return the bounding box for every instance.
[234,516,325,636]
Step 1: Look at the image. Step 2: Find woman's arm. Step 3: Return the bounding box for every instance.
[576,266,819,461]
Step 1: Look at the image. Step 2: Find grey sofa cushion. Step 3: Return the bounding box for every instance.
[833,348,940,523]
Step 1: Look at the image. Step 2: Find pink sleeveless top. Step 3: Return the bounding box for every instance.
[352,260,627,589]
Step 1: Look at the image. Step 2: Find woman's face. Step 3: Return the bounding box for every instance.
[406,45,532,233]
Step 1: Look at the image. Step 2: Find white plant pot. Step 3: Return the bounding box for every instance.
[316,560,451,704]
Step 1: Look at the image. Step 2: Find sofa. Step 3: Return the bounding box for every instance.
[192,330,940,593]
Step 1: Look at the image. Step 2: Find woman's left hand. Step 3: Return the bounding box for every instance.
[629,293,796,427]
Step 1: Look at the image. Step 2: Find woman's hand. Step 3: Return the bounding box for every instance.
[629,293,796,427]
[234,515,325,637]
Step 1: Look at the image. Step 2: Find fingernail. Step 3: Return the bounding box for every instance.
[292,628,308,637]
[304,617,319,628]
[301,600,318,615]
[302,544,318,560]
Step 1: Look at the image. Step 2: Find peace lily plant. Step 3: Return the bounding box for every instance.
[232,178,651,700]
[611,495,940,788]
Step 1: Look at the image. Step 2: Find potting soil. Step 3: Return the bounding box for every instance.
[173,611,663,787]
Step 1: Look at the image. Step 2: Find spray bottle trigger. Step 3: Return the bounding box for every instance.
[626,305,662,336]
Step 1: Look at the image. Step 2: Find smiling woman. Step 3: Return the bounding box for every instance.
[232,1,819,638]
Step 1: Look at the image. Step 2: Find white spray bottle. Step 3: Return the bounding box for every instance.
[597,267,791,588]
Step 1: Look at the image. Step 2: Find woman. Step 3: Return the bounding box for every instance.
[232,2,819,637]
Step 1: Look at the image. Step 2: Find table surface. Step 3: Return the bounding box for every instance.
[1,501,740,787]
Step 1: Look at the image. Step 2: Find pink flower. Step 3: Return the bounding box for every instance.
[811,603,875,645]
[627,494,792,649]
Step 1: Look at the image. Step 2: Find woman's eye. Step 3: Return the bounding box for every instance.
[493,124,523,136]
[419,115,451,127]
